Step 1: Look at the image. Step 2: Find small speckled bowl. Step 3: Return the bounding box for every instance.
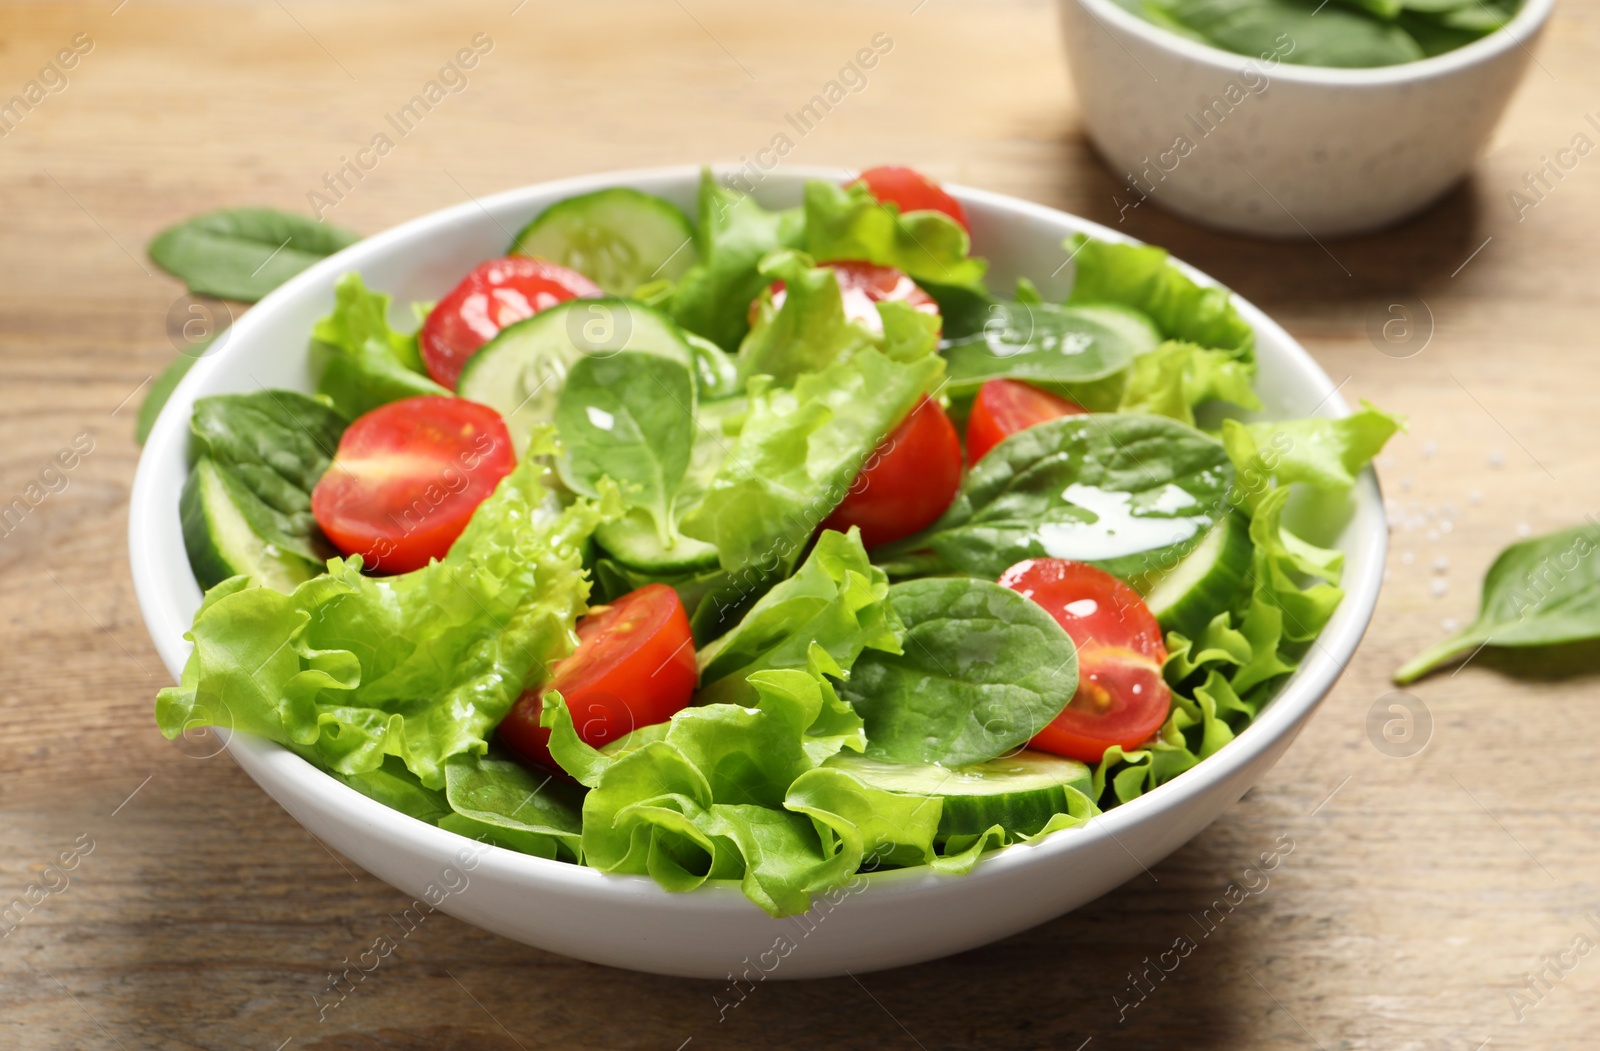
[1059,0,1555,237]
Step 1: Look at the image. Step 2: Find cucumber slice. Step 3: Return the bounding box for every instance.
[824,751,1093,838]
[456,297,695,453]
[180,457,324,592]
[1141,512,1253,638]
[510,188,697,295]
[1063,303,1162,355]
[595,511,720,574]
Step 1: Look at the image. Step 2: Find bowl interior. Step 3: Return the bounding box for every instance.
[130,166,1385,918]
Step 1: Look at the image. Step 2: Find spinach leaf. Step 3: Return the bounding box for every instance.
[555,351,697,547]
[669,170,806,351]
[878,413,1234,582]
[1395,520,1600,683]
[312,273,448,419]
[149,207,361,302]
[695,528,904,706]
[839,578,1078,767]
[179,389,349,590]
[941,300,1142,399]
[1149,0,1425,67]
[441,753,585,861]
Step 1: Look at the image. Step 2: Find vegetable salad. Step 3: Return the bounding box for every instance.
[155,166,1398,915]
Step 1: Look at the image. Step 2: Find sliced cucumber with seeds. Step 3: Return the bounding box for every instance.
[824,751,1093,838]
[1063,303,1162,356]
[1140,512,1253,638]
[595,511,720,574]
[456,297,696,453]
[510,188,697,295]
[181,457,325,592]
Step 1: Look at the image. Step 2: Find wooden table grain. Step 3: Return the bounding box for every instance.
[3,0,1599,1047]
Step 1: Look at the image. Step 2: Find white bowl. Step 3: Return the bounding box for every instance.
[130,166,1385,978]
[1059,0,1554,237]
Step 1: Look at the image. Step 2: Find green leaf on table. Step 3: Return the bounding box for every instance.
[1395,519,1600,683]
[312,272,448,419]
[802,179,988,292]
[838,578,1078,767]
[669,170,806,351]
[149,207,361,302]
[877,413,1234,582]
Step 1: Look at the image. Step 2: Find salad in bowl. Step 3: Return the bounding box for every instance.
[149,165,1396,926]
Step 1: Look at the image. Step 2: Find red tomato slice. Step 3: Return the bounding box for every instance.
[998,558,1171,763]
[497,584,698,772]
[765,261,940,335]
[311,396,515,575]
[419,256,600,389]
[851,165,970,232]
[966,379,1088,463]
[820,396,962,549]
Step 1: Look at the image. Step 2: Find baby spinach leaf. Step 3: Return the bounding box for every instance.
[1395,519,1600,683]
[555,351,697,549]
[839,578,1078,767]
[149,207,361,302]
[877,413,1233,582]
[940,301,1140,399]
[441,752,585,861]
[1149,0,1425,67]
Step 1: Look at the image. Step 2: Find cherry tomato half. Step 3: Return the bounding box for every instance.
[998,558,1171,763]
[311,396,515,575]
[497,584,698,771]
[820,396,962,549]
[966,379,1088,463]
[851,165,970,232]
[419,256,600,389]
[764,261,941,336]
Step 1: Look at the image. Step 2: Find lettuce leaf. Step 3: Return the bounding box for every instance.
[803,180,988,292]
[313,273,448,419]
[1118,340,1262,426]
[1223,400,1404,510]
[155,452,614,789]
[679,346,943,574]
[540,658,942,916]
[669,171,806,351]
[695,528,902,708]
[1066,235,1254,359]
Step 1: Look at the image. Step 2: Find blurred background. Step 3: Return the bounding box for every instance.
[2,0,1597,1047]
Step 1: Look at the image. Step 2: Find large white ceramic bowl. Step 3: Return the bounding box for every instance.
[131,166,1385,978]
[1059,0,1554,237]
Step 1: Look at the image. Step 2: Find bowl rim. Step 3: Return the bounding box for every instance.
[130,163,1387,911]
[1066,0,1555,87]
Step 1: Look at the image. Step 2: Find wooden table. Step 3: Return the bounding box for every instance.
[4,0,1598,1046]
